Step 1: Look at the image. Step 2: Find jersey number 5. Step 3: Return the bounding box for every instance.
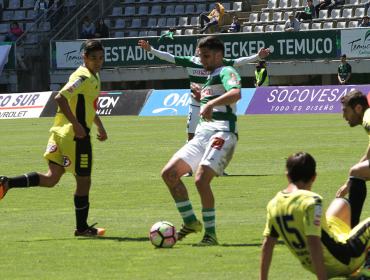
[276,214,306,249]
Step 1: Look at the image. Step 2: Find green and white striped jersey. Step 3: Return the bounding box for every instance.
[195,66,241,137]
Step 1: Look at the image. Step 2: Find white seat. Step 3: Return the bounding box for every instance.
[231,2,242,11]
[42,21,50,31]
[184,29,193,35]
[0,24,8,33]
[21,0,34,9]
[139,31,148,37]
[265,25,275,32]
[25,22,36,32]
[129,31,138,37]
[184,5,195,15]
[345,0,359,7]
[272,12,283,23]
[276,0,288,10]
[341,8,352,19]
[290,0,300,9]
[109,7,123,17]
[148,30,157,36]
[336,21,347,28]
[323,22,333,29]
[13,10,26,20]
[222,3,230,11]
[166,18,176,28]
[275,24,285,31]
[161,30,169,35]
[130,19,141,28]
[353,7,365,18]
[314,10,328,21]
[114,31,124,38]
[124,6,135,16]
[2,11,14,21]
[348,21,359,28]
[197,4,207,14]
[262,0,278,11]
[164,6,175,15]
[25,34,38,44]
[177,17,188,27]
[259,12,269,23]
[174,5,185,15]
[156,18,167,28]
[8,0,20,9]
[254,25,265,32]
[190,17,200,26]
[330,9,341,19]
[150,6,161,15]
[300,22,310,30]
[26,10,36,20]
[247,13,258,24]
[113,19,125,29]
[147,18,157,28]
[175,29,182,35]
[243,25,252,32]
[311,22,321,29]
[138,6,148,16]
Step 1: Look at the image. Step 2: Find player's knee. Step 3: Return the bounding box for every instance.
[349,165,362,177]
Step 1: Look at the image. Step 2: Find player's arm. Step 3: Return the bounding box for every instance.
[232,48,270,67]
[259,236,277,280]
[55,93,86,139]
[307,235,328,280]
[93,114,107,142]
[138,40,176,63]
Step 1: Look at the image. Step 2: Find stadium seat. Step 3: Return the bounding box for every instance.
[114,31,124,38]
[130,19,141,28]
[164,6,175,15]
[122,0,135,3]
[276,0,288,10]
[156,18,167,28]
[345,0,359,8]
[259,12,270,23]
[13,10,26,21]
[175,29,182,35]
[262,0,278,11]
[313,0,320,5]
[8,0,21,9]
[341,8,353,20]
[275,24,285,31]
[282,12,290,21]
[146,19,156,28]
[112,19,125,29]
[197,4,207,14]
[104,20,110,28]
[184,29,194,35]
[174,5,185,15]
[161,30,169,35]
[2,11,14,21]
[300,22,310,30]
[138,6,148,16]
[231,2,242,12]
[177,17,189,27]
[290,0,301,9]
[190,17,200,26]
[311,22,321,29]
[265,25,275,32]
[21,0,34,9]
[42,22,50,32]
[150,6,161,16]
[272,12,284,23]
[254,25,265,33]
[148,30,157,36]
[0,24,8,33]
[109,7,123,17]
[336,21,347,28]
[184,5,195,15]
[25,22,36,32]
[124,6,135,16]
[222,3,231,11]
[67,0,76,7]
[129,31,138,37]
[166,18,176,28]
[323,22,333,29]
[348,21,359,28]
[139,0,149,2]
[25,34,38,44]
[26,10,36,20]
[353,8,365,19]
[329,9,341,20]
[313,10,328,21]
[243,25,252,32]
[245,13,258,25]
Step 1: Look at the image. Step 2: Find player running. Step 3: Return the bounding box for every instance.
[0,39,107,237]
[260,152,370,280]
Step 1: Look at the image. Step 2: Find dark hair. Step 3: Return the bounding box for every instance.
[364,16,370,20]
[286,152,316,184]
[169,27,177,32]
[258,60,266,67]
[340,90,369,113]
[340,53,346,58]
[83,16,89,22]
[197,36,225,56]
[83,39,104,57]
[12,21,19,27]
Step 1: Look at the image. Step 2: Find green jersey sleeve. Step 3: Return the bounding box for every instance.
[220,67,242,92]
[174,56,203,68]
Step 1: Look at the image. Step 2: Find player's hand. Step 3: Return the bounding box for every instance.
[200,103,213,122]
[138,40,151,52]
[258,47,270,58]
[96,126,108,142]
[336,182,349,198]
[190,83,202,103]
[73,123,86,139]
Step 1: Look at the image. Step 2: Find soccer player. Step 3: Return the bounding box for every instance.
[336,90,369,228]
[260,152,370,280]
[138,39,269,177]
[0,39,108,237]
[161,36,242,246]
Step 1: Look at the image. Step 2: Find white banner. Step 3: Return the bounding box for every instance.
[0,43,12,76]
[341,29,370,58]
[56,41,85,68]
[0,92,53,119]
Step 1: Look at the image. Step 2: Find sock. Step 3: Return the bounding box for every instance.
[74,195,89,232]
[8,172,40,188]
[348,176,367,228]
[202,209,215,234]
[175,199,197,223]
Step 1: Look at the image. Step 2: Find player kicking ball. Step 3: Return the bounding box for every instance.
[260,152,370,280]
[0,39,107,237]
[161,36,242,246]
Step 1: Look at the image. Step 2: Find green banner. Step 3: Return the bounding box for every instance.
[2,42,15,70]
[54,30,339,69]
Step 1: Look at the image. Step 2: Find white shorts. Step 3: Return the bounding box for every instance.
[186,105,200,134]
[174,130,237,176]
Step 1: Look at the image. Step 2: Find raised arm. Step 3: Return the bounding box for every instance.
[232,48,270,67]
[138,40,176,63]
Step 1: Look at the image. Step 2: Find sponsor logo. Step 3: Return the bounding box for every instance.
[201,88,214,98]
[151,92,191,115]
[46,143,57,153]
[228,78,241,86]
[63,155,71,167]
[315,205,322,219]
[192,69,210,76]
[230,73,236,77]
[71,78,82,89]
[211,137,225,151]
[96,93,122,115]
[313,220,320,226]
[67,87,73,93]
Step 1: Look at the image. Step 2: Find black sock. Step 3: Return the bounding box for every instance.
[8,172,40,188]
[348,176,367,228]
[74,195,89,232]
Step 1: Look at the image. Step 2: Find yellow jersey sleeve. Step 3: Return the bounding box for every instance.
[303,197,323,237]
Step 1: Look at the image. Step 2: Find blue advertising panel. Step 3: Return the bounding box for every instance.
[237,88,257,115]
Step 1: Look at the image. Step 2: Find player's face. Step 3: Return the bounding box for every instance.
[198,47,221,72]
[342,102,363,127]
[83,50,104,75]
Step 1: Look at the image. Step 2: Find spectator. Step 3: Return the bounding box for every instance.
[315,0,331,18]
[157,27,176,42]
[295,0,315,21]
[285,13,300,32]
[254,60,269,87]
[327,0,345,17]
[34,0,50,27]
[228,16,240,32]
[199,2,225,34]
[0,3,3,24]
[4,22,22,42]
[365,0,370,14]
[80,16,95,39]
[95,18,109,38]
[48,0,64,29]
[338,54,352,85]
[359,16,370,27]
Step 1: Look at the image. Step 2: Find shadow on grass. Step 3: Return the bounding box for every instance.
[177,240,285,247]
[16,236,150,242]
[220,175,270,177]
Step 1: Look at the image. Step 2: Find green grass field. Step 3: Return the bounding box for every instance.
[0,114,367,280]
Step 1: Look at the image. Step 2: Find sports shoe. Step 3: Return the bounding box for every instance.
[222,172,228,176]
[183,172,192,177]
[0,175,9,201]
[74,223,105,237]
[177,219,203,241]
[197,232,219,246]
[349,269,370,279]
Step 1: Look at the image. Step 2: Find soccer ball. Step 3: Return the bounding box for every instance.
[149,221,178,248]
